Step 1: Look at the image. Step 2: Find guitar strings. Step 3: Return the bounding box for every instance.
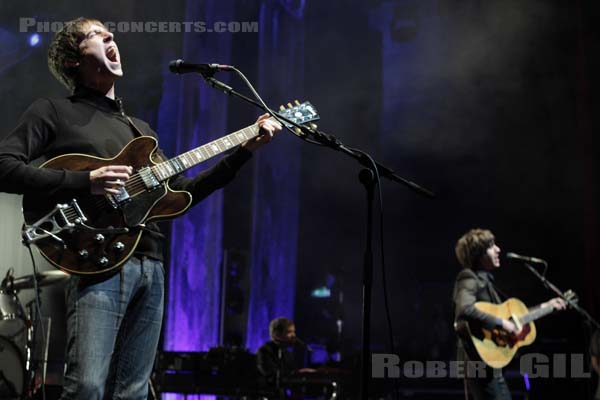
[67,156,203,216]
[44,121,296,242]
[61,176,158,221]
[58,128,261,221]
[113,126,258,192]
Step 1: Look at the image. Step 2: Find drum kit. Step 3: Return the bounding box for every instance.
[0,268,68,399]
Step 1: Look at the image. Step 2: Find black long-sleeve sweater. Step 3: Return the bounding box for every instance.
[0,86,252,261]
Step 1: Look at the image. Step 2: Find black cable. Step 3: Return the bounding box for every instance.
[349,149,395,350]
[224,66,398,397]
[230,67,325,146]
[349,148,399,400]
[26,244,46,400]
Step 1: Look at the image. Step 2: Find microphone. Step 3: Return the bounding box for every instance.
[168,59,234,74]
[294,337,313,352]
[506,252,547,265]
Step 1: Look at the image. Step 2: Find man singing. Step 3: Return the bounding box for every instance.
[452,228,565,400]
[0,17,282,399]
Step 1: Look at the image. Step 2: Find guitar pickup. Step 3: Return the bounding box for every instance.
[139,167,160,190]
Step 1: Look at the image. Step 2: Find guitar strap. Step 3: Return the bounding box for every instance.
[489,280,509,303]
[125,115,168,164]
[121,114,167,241]
[125,115,145,137]
[74,96,149,140]
[479,271,506,304]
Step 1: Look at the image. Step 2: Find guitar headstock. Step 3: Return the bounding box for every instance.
[276,100,320,136]
[548,290,578,312]
[563,289,578,306]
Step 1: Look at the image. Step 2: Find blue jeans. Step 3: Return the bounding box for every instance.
[60,257,164,400]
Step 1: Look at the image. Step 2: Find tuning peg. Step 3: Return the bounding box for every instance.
[279,105,285,111]
[294,100,300,105]
[287,102,293,108]
[294,128,303,136]
[309,123,318,130]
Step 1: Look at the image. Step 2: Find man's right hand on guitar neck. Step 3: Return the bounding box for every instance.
[90,165,133,195]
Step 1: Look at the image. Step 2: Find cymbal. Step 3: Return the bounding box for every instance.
[11,270,69,290]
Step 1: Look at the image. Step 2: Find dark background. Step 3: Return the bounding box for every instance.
[1,0,599,398]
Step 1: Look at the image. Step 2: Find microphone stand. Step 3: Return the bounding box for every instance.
[521,261,600,398]
[197,71,435,400]
[522,262,599,330]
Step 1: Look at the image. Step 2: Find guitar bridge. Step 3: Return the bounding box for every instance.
[107,186,131,208]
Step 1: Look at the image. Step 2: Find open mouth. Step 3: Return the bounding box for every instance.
[106,46,118,63]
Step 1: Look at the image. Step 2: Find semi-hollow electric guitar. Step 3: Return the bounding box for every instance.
[454,291,575,368]
[22,101,319,275]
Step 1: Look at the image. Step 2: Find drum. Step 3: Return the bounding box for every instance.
[0,290,28,399]
[0,335,26,398]
[0,290,25,320]
[0,290,27,349]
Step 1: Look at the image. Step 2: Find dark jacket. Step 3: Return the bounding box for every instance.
[452,268,504,364]
[257,340,297,382]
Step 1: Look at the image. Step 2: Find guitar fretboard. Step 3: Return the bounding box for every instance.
[520,304,554,325]
[151,123,261,181]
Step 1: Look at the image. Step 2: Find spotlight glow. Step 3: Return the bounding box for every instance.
[311,286,331,298]
[29,34,40,47]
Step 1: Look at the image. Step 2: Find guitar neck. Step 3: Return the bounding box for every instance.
[520,303,554,325]
[151,122,261,181]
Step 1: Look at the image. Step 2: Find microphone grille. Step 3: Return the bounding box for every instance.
[168,59,184,73]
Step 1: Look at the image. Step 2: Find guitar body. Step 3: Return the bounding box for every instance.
[20,101,320,275]
[22,136,192,275]
[455,298,536,369]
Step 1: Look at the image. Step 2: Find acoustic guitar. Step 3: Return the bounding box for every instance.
[22,101,319,275]
[454,291,575,368]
